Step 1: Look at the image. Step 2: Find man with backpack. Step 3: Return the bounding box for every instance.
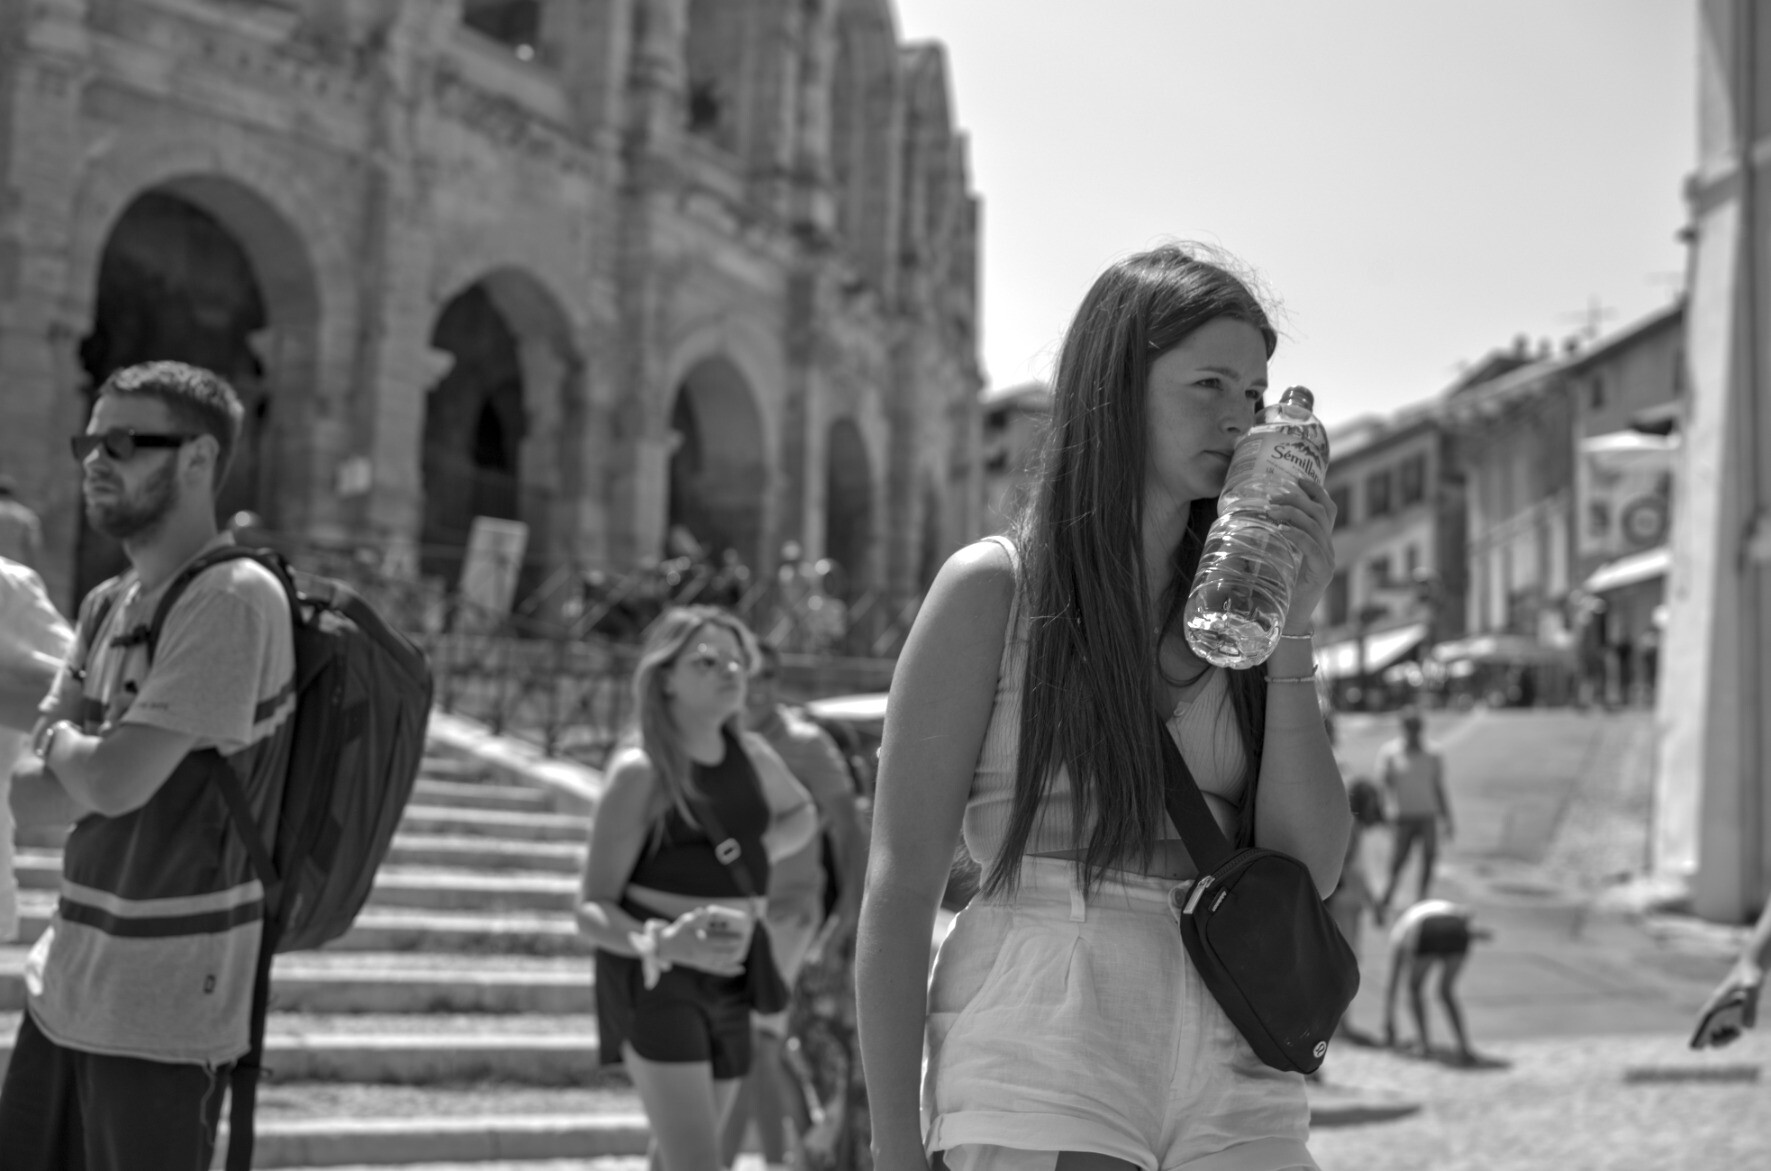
[1,361,297,1170]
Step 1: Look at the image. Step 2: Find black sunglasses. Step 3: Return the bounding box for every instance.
[70,429,197,462]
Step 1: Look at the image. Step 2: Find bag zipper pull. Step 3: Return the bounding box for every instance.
[1183,874,1214,915]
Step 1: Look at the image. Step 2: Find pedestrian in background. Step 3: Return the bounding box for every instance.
[0,557,73,943]
[720,641,868,1171]
[0,361,298,1170]
[0,477,43,568]
[1383,898,1489,1066]
[1375,706,1453,917]
[857,243,1349,1171]
[1325,774,1386,1046]
[576,606,817,1171]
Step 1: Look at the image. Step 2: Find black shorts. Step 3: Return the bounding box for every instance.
[1413,914,1472,958]
[595,949,754,1080]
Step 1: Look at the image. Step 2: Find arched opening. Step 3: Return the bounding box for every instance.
[75,186,299,598]
[667,357,767,573]
[683,0,748,150]
[823,418,873,600]
[422,283,527,589]
[462,0,543,59]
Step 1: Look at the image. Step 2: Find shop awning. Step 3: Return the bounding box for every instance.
[1317,622,1428,679]
[1581,546,1670,594]
[1429,633,1574,666]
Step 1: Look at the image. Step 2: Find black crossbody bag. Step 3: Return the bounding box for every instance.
[1157,717,1359,1074]
[682,790,794,1015]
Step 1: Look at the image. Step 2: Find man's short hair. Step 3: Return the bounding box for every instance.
[96,361,244,490]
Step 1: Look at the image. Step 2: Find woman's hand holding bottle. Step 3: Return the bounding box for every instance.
[656,905,750,976]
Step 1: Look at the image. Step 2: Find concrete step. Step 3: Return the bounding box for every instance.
[0,948,595,1015]
[215,1112,648,1169]
[398,805,590,844]
[16,893,587,955]
[412,777,556,814]
[386,834,586,874]
[0,1011,606,1085]
[367,869,579,915]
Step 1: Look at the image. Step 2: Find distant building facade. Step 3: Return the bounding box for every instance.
[1312,407,1466,707]
[979,379,1049,534]
[0,0,984,615]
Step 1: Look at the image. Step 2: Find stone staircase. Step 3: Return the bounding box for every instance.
[0,735,663,1168]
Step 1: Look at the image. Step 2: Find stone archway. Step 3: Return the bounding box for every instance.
[668,357,767,572]
[823,417,874,600]
[74,180,318,598]
[421,269,579,598]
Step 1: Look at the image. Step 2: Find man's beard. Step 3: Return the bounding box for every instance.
[85,461,178,541]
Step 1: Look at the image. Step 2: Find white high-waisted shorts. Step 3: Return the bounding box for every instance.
[923,856,1317,1171]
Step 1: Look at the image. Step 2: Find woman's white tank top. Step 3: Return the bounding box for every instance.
[961,538,1249,870]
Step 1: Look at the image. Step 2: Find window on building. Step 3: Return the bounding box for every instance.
[1589,374,1607,411]
[1326,570,1349,627]
[1398,454,1426,507]
[1367,554,1391,592]
[1329,484,1352,528]
[1366,469,1392,518]
[462,0,542,60]
[1405,544,1420,578]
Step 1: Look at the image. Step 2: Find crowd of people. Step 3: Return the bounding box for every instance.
[2,252,1768,1171]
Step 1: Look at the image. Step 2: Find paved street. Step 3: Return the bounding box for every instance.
[1308,706,1767,1169]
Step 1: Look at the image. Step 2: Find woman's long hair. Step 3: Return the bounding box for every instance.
[625,605,760,833]
[985,243,1276,897]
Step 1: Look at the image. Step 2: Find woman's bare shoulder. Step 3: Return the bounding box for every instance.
[926,538,1017,623]
[600,746,657,801]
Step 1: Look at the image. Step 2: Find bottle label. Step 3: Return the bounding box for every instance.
[1222,424,1327,499]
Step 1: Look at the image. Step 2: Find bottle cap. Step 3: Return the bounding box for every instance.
[1280,386,1314,411]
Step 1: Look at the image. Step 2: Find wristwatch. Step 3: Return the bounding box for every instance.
[35,720,66,763]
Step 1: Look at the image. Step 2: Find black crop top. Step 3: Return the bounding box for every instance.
[626,728,772,897]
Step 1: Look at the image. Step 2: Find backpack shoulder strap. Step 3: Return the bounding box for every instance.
[141,546,297,664]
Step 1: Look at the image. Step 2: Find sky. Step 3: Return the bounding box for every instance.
[889,1,1698,430]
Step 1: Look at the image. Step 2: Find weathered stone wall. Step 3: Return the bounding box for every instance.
[0,0,982,616]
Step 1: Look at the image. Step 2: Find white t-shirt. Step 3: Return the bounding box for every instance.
[0,558,73,941]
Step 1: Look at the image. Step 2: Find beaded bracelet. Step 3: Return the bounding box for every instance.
[1266,668,1319,684]
[1278,631,1315,642]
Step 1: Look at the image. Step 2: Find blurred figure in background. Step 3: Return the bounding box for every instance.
[575,606,816,1171]
[1383,898,1490,1066]
[0,478,43,569]
[722,642,868,1171]
[1375,706,1453,917]
[0,558,73,942]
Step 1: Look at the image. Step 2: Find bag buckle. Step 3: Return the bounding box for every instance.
[715,839,742,865]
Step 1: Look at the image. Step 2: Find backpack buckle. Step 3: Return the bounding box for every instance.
[715,839,741,865]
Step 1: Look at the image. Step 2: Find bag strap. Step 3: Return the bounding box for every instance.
[680,738,762,901]
[1154,713,1235,875]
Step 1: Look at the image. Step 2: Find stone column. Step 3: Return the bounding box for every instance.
[1654,0,1771,921]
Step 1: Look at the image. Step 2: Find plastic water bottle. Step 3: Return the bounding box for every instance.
[1183,386,1330,669]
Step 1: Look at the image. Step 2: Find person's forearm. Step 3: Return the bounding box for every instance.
[574,897,653,955]
[1740,898,1771,973]
[0,652,60,732]
[856,880,939,1164]
[10,759,93,827]
[1255,642,1351,891]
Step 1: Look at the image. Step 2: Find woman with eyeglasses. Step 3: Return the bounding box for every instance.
[577,605,818,1171]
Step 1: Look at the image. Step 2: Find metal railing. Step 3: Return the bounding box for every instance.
[264,532,904,765]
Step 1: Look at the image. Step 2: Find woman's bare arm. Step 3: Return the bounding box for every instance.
[856,541,1014,1171]
[575,749,661,952]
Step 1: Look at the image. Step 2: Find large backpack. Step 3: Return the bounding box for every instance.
[90,544,433,1169]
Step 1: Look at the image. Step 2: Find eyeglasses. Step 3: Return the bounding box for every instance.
[71,429,197,463]
[680,645,746,676]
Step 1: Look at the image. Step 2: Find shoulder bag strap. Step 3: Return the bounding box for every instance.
[680,757,761,901]
[1155,713,1236,874]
